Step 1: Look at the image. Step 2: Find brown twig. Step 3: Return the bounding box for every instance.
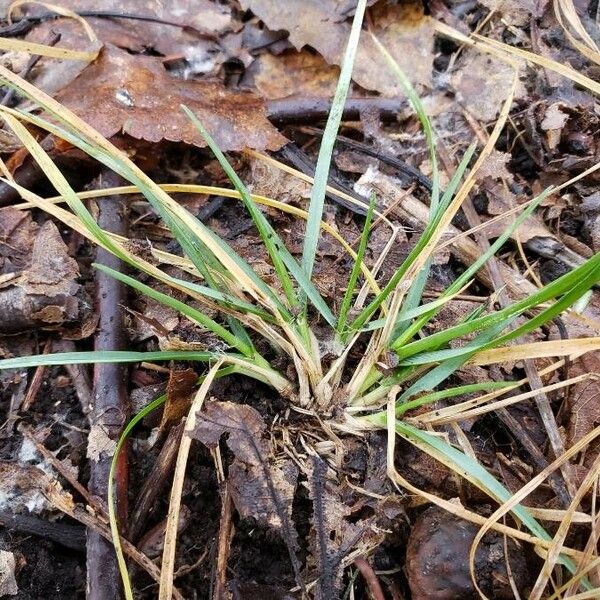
[129,421,184,542]
[87,171,129,600]
[266,96,402,125]
[0,510,86,551]
[21,340,52,412]
[214,483,234,600]
[353,557,385,600]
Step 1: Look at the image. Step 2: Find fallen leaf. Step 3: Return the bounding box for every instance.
[0,221,91,334]
[478,150,513,183]
[86,424,117,462]
[308,456,382,600]
[240,0,434,93]
[55,45,286,152]
[159,368,198,433]
[21,221,79,297]
[10,0,233,56]
[452,51,516,121]
[254,50,340,99]
[567,353,600,446]
[541,102,569,131]
[192,401,298,533]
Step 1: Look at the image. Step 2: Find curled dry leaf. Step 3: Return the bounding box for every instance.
[192,401,298,533]
[159,367,198,434]
[240,0,434,93]
[55,45,286,152]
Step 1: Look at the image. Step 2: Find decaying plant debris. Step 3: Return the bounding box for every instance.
[0,1,599,599]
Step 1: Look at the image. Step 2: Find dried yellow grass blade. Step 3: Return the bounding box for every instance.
[0,37,98,60]
[468,424,600,599]
[6,0,100,61]
[470,337,600,366]
[433,19,600,96]
[13,183,382,296]
[554,0,600,66]
[159,360,222,600]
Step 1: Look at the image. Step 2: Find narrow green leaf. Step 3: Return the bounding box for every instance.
[394,251,600,361]
[302,0,368,278]
[93,263,254,356]
[183,106,337,327]
[338,193,376,335]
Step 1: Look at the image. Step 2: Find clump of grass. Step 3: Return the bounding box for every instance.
[0,4,599,597]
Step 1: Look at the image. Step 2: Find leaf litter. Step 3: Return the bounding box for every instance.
[0,0,599,598]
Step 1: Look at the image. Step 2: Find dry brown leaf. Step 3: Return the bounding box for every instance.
[567,353,600,446]
[452,51,516,121]
[86,424,116,462]
[21,221,79,297]
[8,0,233,56]
[159,368,198,433]
[55,45,286,152]
[478,150,513,182]
[0,221,91,334]
[254,50,340,100]
[192,401,298,533]
[240,0,434,93]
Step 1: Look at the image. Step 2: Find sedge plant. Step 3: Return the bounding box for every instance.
[0,3,599,596]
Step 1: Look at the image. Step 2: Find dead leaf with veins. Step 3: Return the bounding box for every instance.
[55,45,286,152]
[240,0,434,93]
[192,401,298,534]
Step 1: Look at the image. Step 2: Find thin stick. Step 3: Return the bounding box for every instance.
[87,171,129,600]
[214,483,234,599]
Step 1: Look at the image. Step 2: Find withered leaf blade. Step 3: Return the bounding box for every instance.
[159,367,198,433]
[55,45,286,152]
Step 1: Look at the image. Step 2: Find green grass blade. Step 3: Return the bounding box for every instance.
[14,109,293,321]
[183,106,337,328]
[395,319,513,402]
[394,381,515,417]
[393,420,580,578]
[349,146,477,333]
[0,350,217,370]
[109,392,167,600]
[370,32,439,214]
[394,251,600,361]
[390,187,552,351]
[93,263,254,356]
[302,0,368,278]
[181,106,297,307]
[337,193,376,335]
